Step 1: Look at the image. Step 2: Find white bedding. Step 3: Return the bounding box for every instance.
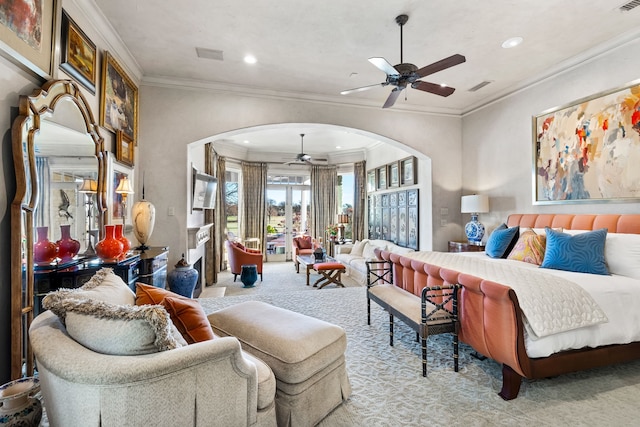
[458,252,640,358]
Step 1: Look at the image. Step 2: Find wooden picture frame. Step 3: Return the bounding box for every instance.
[534,78,640,204]
[100,51,138,142]
[116,130,135,167]
[400,156,417,186]
[107,153,134,226]
[0,0,58,78]
[367,169,376,192]
[59,9,97,94]
[376,166,387,190]
[388,161,400,187]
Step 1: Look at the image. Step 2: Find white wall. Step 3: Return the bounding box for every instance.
[138,84,462,264]
[462,36,640,232]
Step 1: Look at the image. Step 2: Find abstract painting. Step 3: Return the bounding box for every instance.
[534,80,640,204]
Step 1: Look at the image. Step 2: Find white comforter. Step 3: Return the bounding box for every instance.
[455,252,640,358]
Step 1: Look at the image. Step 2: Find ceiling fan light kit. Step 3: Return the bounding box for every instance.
[341,14,466,109]
[284,134,327,165]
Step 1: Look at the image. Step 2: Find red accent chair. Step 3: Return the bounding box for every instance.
[292,235,320,273]
[226,240,263,282]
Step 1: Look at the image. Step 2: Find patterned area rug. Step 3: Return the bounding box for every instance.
[199,287,640,427]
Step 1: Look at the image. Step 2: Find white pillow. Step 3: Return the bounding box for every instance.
[362,241,384,260]
[604,233,640,280]
[60,268,135,306]
[350,239,368,257]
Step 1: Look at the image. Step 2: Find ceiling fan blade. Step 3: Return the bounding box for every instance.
[412,81,456,97]
[382,88,403,109]
[340,83,386,95]
[416,54,466,78]
[368,57,399,76]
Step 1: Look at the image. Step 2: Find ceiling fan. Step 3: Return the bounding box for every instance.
[284,134,327,165]
[341,14,466,109]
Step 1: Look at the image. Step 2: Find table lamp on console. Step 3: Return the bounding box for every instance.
[461,194,489,244]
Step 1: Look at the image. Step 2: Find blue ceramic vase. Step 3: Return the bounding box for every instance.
[167,254,199,298]
[240,264,258,288]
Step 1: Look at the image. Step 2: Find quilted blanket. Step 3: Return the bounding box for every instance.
[405,252,608,338]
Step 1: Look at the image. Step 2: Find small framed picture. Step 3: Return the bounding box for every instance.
[400,156,417,186]
[59,9,97,94]
[376,166,387,190]
[116,130,135,166]
[388,161,400,187]
[367,170,376,192]
[107,153,134,226]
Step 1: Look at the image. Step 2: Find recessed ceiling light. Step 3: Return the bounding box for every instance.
[336,145,342,149]
[244,54,257,64]
[502,37,523,49]
[243,140,250,144]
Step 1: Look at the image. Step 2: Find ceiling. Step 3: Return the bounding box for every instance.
[93,0,640,158]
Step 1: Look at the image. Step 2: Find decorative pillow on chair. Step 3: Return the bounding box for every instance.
[43,292,183,355]
[136,283,214,344]
[485,224,520,258]
[296,237,312,250]
[540,227,609,275]
[507,229,546,265]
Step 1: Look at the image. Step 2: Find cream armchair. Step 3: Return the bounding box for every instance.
[30,310,277,427]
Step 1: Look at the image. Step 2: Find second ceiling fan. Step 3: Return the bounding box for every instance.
[341,14,466,109]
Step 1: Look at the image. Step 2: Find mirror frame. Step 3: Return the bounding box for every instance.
[10,80,106,379]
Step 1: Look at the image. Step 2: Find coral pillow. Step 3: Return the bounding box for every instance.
[136,283,214,344]
[541,227,609,275]
[507,229,546,265]
[485,224,519,258]
[161,297,215,344]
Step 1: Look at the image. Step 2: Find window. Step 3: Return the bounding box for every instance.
[225,170,239,235]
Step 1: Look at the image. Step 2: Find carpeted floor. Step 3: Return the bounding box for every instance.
[198,263,640,426]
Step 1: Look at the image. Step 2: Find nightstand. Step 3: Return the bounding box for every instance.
[448,241,485,253]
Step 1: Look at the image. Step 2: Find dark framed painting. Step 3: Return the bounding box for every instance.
[400,156,417,186]
[388,161,400,187]
[534,78,640,204]
[0,0,58,78]
[100,51,139,142]
[376,166,387,190]
[367,169,376,192]
[116,130,135,167]
[60,9,97,94]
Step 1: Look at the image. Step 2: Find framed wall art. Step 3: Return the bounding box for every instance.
[376,166,387,190]
[367,169,376,192]
[400,156,417,186]
[0,0,58,78]
[534,79,640,204]
[100,51,138,142]
[107,153,134,226]
[59,9,97,94]
[116,130,135,167]
[388,161,400,187]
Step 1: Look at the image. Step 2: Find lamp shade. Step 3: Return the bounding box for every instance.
[78,178,97,193]
[338,214,349,224]
[115,177,134,194]
[461,194,489,214]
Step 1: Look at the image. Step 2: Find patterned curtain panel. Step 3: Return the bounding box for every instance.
[205,144,226,282]
[310,165,337,243]
[241,161,267,255]
[353,160,366,241]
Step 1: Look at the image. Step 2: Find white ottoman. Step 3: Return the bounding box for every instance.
[208,301,351,426]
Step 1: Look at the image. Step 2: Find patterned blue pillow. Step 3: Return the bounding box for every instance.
[485,224,520,258]
[540,227,609,275]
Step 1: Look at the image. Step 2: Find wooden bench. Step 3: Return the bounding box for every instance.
[366,259,459,376]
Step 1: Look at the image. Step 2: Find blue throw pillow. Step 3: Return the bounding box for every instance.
[540,227,609,275]
[485,224,520,258]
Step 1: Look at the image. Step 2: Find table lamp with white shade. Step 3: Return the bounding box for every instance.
[461,194,489,244]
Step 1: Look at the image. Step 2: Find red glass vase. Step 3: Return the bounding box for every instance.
[34,226,58,264]
[56,224,81,262]
[95,225,124,261]
[114,224,131,257]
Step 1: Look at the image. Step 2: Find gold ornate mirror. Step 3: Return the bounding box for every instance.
[10,80,106,379]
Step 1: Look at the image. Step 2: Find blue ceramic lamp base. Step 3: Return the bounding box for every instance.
[465,214,485,244]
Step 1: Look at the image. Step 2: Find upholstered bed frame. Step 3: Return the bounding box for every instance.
[376,213,640,400]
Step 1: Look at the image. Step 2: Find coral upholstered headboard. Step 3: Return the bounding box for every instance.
[506,214,640,234]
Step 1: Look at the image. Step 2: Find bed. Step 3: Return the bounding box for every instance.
[375,213,640,400]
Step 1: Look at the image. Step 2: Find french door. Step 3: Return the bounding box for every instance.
[266,184,309,262]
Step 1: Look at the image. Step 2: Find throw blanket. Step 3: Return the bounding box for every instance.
[404,252,608,338]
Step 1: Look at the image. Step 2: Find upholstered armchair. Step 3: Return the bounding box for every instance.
[226,240,264,282]
[292,235,320,272]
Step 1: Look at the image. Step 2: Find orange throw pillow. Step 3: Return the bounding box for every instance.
[161,296,215,344]
[135,283,214,344]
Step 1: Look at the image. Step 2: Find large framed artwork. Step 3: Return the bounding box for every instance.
[0,0,58,78]
[534,79,640,204]
[100,51,138,142]
[60,9,97,94]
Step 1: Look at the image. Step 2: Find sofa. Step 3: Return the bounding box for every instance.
[334,239,414,285]
[30,268,276,427]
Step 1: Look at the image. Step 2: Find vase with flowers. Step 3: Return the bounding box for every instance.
[326,224,339,241]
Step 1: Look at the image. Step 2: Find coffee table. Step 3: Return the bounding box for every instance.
[297,254,337,286]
